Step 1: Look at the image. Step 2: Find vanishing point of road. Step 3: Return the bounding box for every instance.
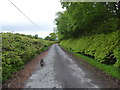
[24,44,115,88]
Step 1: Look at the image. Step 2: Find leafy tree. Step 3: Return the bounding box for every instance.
[55,2,119,67]
[49,33,57,41]
[55,2,119,39]
[44,33,57,41]
[44,36,51,40]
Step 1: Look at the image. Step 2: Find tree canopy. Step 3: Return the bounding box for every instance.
[55,2,119,40]
[44,33,57,41]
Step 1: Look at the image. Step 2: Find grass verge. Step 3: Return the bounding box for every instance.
[61,46,120,80]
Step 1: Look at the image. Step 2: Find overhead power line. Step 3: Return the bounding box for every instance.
[8,0,40,29]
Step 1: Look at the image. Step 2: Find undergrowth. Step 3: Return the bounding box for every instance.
[2,33,54,81]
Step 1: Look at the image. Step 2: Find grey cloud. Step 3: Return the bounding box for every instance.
[1,23,53,32]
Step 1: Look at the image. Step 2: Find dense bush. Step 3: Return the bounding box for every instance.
[60,31,120,67]
[2,33,53,81]
[55,2,119,40]
[55,2,119,68]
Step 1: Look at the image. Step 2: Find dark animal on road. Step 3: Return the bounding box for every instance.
[40,59,44,66]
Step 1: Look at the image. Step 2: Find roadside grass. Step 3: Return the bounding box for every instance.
[62,46,120,79]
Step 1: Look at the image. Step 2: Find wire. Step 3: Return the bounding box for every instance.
[8,0,40,29]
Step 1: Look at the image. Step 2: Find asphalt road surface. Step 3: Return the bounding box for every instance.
[24,44,114,88]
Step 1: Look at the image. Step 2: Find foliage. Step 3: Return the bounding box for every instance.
[55,2,119,39]
[2,33,53,81]
[44,36,51,40]
[44,33,57,41]
[49,33,57,41]
[60,31,120,67]
[55,2,119,68]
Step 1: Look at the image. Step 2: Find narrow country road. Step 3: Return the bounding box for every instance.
[24,44,115,88]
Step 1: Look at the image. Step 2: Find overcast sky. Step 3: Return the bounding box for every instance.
[0,0,64,38]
